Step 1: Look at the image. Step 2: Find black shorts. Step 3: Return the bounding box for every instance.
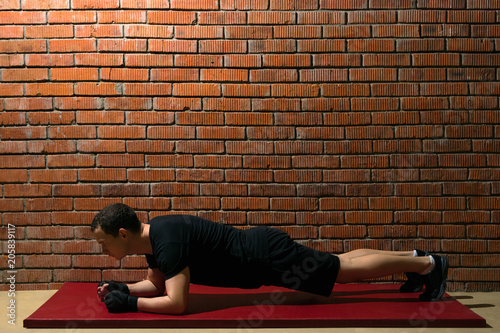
[261,227,340,297]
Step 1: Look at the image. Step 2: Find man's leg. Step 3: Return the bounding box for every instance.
[336,252,431,283]
[335,250,448,301]
[338,249,414,261]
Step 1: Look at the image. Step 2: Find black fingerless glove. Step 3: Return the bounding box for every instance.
[98,280,130,294]
[104,290,138,313]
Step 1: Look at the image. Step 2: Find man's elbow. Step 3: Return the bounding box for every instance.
[169,300,188,315]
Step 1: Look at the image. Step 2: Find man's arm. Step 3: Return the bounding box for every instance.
[128,267,166,297]
[136,266,190,315]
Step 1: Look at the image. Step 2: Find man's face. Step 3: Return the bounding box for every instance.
[93,226,128,260]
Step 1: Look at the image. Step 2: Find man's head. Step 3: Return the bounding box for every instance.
[91,203,142,260]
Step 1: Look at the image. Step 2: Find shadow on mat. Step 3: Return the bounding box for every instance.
[187,289,428,314]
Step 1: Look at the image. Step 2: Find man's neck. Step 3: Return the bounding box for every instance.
[129,223,153,255]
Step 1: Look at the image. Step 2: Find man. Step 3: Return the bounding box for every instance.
[91,203,448,314]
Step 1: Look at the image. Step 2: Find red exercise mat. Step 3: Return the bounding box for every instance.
[24,282,486,328]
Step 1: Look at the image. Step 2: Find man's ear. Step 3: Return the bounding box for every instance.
[118,228,128,239]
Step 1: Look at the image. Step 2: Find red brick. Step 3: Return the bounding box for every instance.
[203,98,251,111]
[0,199,24,212]
[26,83,73,96]
[373,24,419,37]
[350,68,397,81]
[26,25,73,39]
[395,211,442,224]
[226,112,273,125]
[177,141,225,154]
[342,155,389,168]
[293,156,340,169]
[201,69,248,82]
[177,112,223,125]
[72,0,118,8]
[101,68,148,81]
[320,198,369,211]
[173,83,221,97]
[0,54,24,67]
[48,10,96,23]
[52,68,98,81]
[370,197,417,210]
[369,225,417,239]
[195,156,241,169]
[247,126,294,140]
[78,168,126,182]
[149,10,196,24]
[151,183,198,197]
[1,127,46,140]
[225,170,273,183]
[0,0,20,9]
[104,97,151,110]
[177,25,223,39]
[5,97,52,110]
[30,170,77,183]
[172,197,220,210]
[303,98,349,111]
[0,141,26,154]
[74,198,121,212]
[98,126,145,139]
[148,126,195,139]
[150,39,197,53]
[2,68,48,82]
[201,183,247,197]
[248,40,296,53]
[0,156,44,169]
[128,141,175,153]
[28,140,76,154]
[345,211,393,225]
[75,82,121,96]
[197,126,245,140]
[349,10,397,23]
[0,26,24,39]
[419,197,467,210]
[199,40,246,53]
[49,39,96,53]
[155,98,202,111]
[398,10,447,23]
[364,54,411,67]
[75,53,123,66]
[151,68,198,82]
[222,197,269,211]
[372,169,419,183]
[26,198,73,211]
[76,111,124,124]
[223,84,270,97]
[77,140,125,153]
[126,54,174,68]
[97,154,144,167]
[99,39,147,52]
[0,11,46,24]
[75,24,121,37]
[127,169,175,182]
[125,112,172,125]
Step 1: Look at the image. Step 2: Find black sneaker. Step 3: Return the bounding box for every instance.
[399,249,429,293]
[419,255,448,302]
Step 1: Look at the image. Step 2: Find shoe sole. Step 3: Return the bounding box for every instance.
[435,256,448,301]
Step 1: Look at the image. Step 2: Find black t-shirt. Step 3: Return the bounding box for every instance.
[145,215,270,289]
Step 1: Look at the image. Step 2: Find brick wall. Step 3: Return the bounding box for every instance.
[1,0,499,291]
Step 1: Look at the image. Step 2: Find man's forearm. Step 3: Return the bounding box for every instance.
[127,279,165,297]
[137,295,187,314]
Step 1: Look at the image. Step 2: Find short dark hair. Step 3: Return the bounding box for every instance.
[91,203,141,237]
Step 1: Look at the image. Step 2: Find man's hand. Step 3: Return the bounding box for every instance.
[97,280,129,301]
[104,290,138,313]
